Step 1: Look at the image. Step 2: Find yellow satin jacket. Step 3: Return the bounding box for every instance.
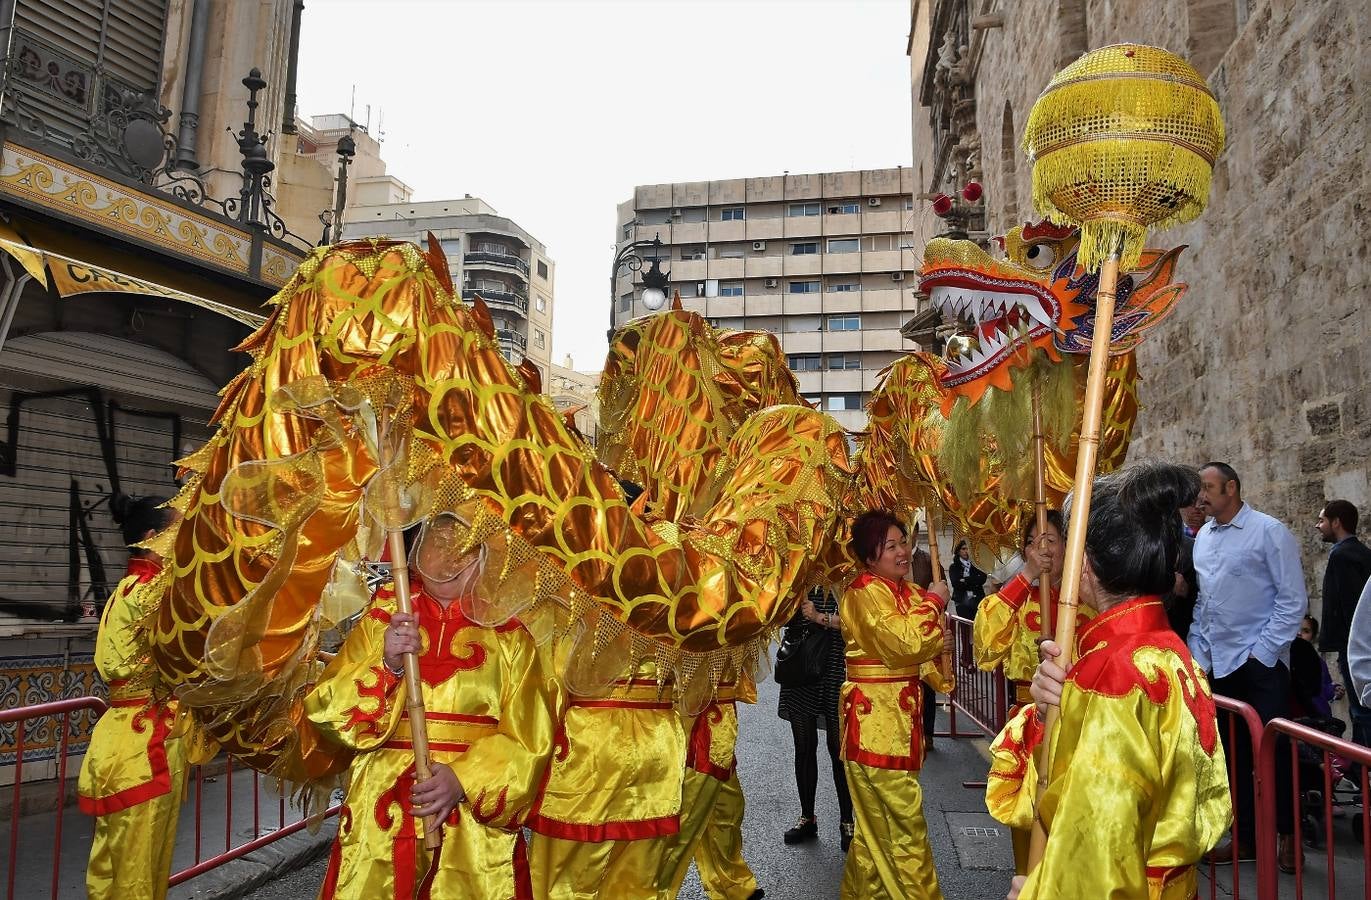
[79,558,181,814]
[685,675,755,781]
[973,572,1095,693]
[986,597,1232,900]
[305,582,561,899]
[840,573,947,770]
[527,667,686,841]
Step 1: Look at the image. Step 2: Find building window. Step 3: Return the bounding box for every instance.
[787,202,821,217]
[717,246,746,259]
[536,295,547,312]
[681,246,706,260]
[827,281,858,292]
[537,260,549,279]
[826,238,860,254]
[790,242,819,256]
[803,394,822,407]
[826,314,861,331]
[721,207,745,221]
[719,282,744,297]
[623,224,633,239]
[789,280,821,294]
[440,238,461,255]
[827,353,861,370]
[903,197,915,210]
[825,393,863,411]
[534,330,546,349]
[826,201,861,215]
[618,293,633,312]
[788,354,822,372]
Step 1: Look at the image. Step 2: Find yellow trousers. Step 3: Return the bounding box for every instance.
[528,832,674,900]
[658,768,758,899]
[85,750,187,900]
[840,760,942,900]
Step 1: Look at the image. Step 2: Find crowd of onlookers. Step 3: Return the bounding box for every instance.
[772,461,1371,880]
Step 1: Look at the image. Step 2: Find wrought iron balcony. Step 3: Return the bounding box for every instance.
[464,250,530,276]
[461,287,528,314]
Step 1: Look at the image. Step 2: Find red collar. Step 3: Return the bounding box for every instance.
[851,571,913,602]
[126,557,162,583]
[1076,596,1167,652]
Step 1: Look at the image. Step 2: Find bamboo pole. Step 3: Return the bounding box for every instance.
[924,507,954,687]
[1026,245,1122,868]
[378,417,443,851]
[1027,378,1053,855]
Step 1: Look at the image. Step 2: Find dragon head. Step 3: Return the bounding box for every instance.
[919,222,1186,407]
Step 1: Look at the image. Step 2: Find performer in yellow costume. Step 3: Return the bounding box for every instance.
[989,463,1231,900]
[79,494,188,900]
[971,509,1093,871]
[526,666,686,899]
[839,511,950,900]
[658,673,763,900]
[305,517,562,900]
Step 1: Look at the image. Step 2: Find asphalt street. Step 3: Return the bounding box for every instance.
[245,676,1014,899]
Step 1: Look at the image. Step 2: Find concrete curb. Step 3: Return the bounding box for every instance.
[170,819,337,900]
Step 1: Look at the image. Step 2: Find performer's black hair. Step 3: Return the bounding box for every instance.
[850,510,907,566]
[1068,461,1200,598]
[109,493,172,549]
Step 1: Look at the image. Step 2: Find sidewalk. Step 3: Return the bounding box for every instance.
[0,761,336,900]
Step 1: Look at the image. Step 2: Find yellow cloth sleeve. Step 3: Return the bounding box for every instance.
[449,629,563,831]
[841,581,945,669]
[303,605,402,752]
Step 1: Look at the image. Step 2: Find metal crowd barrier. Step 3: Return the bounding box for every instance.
[943,613,1011,739]
[0,693,341,899]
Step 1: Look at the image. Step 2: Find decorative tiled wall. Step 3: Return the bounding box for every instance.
[0,653,105,766]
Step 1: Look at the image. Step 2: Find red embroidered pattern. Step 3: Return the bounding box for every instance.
[1070,597,1219,755]
[685,702,733,781]
[341,666,394,738]
[78,703,175,816]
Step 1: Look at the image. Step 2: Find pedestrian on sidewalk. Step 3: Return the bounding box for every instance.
[304,515,561,899]
[1314,500,1371,750]
[79,494,190,900]
[948,541,987,620]
[777,586,853,850]
[994,462,1231,900]
[839,511,951,900]
[1188,462,1305,872]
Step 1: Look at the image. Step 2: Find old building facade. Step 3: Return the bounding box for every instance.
[908,0,1370,602]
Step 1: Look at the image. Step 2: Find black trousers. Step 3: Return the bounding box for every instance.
[1211,658,1294,841]
[791,716,853,824]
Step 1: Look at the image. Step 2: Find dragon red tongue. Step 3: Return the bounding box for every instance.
[1007,306,1022,328]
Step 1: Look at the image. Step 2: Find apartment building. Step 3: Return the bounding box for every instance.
[345,197,556,381]
[613,168,921,431]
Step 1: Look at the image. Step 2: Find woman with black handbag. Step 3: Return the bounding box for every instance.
[775,586,853,850]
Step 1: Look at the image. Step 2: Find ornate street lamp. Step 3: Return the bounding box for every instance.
[330,131,356,242]
[608,233,670,338]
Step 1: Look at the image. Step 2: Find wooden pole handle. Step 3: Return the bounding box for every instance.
[924,507,954,692]
[1028,379,1053,855]
[387,529,444,851]
[1026,248,1122,870]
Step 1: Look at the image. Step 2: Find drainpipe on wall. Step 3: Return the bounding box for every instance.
[281,0,304,134]
[173,0,210,171]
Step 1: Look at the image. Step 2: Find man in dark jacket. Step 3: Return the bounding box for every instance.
[1316,499,1371,748]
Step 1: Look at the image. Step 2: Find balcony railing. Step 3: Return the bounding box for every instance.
[496,328,528,353]
[462,287,528,314]
[464,251,530,276]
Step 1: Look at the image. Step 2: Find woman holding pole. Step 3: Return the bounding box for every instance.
[838,510,951,900]
[989,462,1231,899]
[305,514,562,898]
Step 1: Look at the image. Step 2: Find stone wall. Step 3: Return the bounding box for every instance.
[916,0,1370,607]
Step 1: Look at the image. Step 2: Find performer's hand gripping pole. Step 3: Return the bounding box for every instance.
[924,507,955,689]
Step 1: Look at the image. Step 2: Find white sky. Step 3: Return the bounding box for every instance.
[294,0,913,370]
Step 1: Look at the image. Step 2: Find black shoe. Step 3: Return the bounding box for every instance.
[840,821,855,853]
[746,891,765,900]
[783,816,817,845]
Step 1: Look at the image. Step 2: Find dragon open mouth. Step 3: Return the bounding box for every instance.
[922,277,1058,387]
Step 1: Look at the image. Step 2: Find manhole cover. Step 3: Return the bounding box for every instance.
[945,811,1014,871]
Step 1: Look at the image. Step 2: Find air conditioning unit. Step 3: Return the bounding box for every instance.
[752,241,767,251]
[891,272,905,282]
[764,277,779,288]
[868,197,882,207]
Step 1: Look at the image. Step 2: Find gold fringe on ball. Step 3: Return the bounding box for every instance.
[1022,44,1225,273]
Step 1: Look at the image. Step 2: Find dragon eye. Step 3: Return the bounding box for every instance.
[1023,242,1058,270]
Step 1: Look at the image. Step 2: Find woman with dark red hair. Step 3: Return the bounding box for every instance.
[839,511,951,900]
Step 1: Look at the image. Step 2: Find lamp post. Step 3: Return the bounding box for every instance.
[608,233,669,340]
[330,130,356,242]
